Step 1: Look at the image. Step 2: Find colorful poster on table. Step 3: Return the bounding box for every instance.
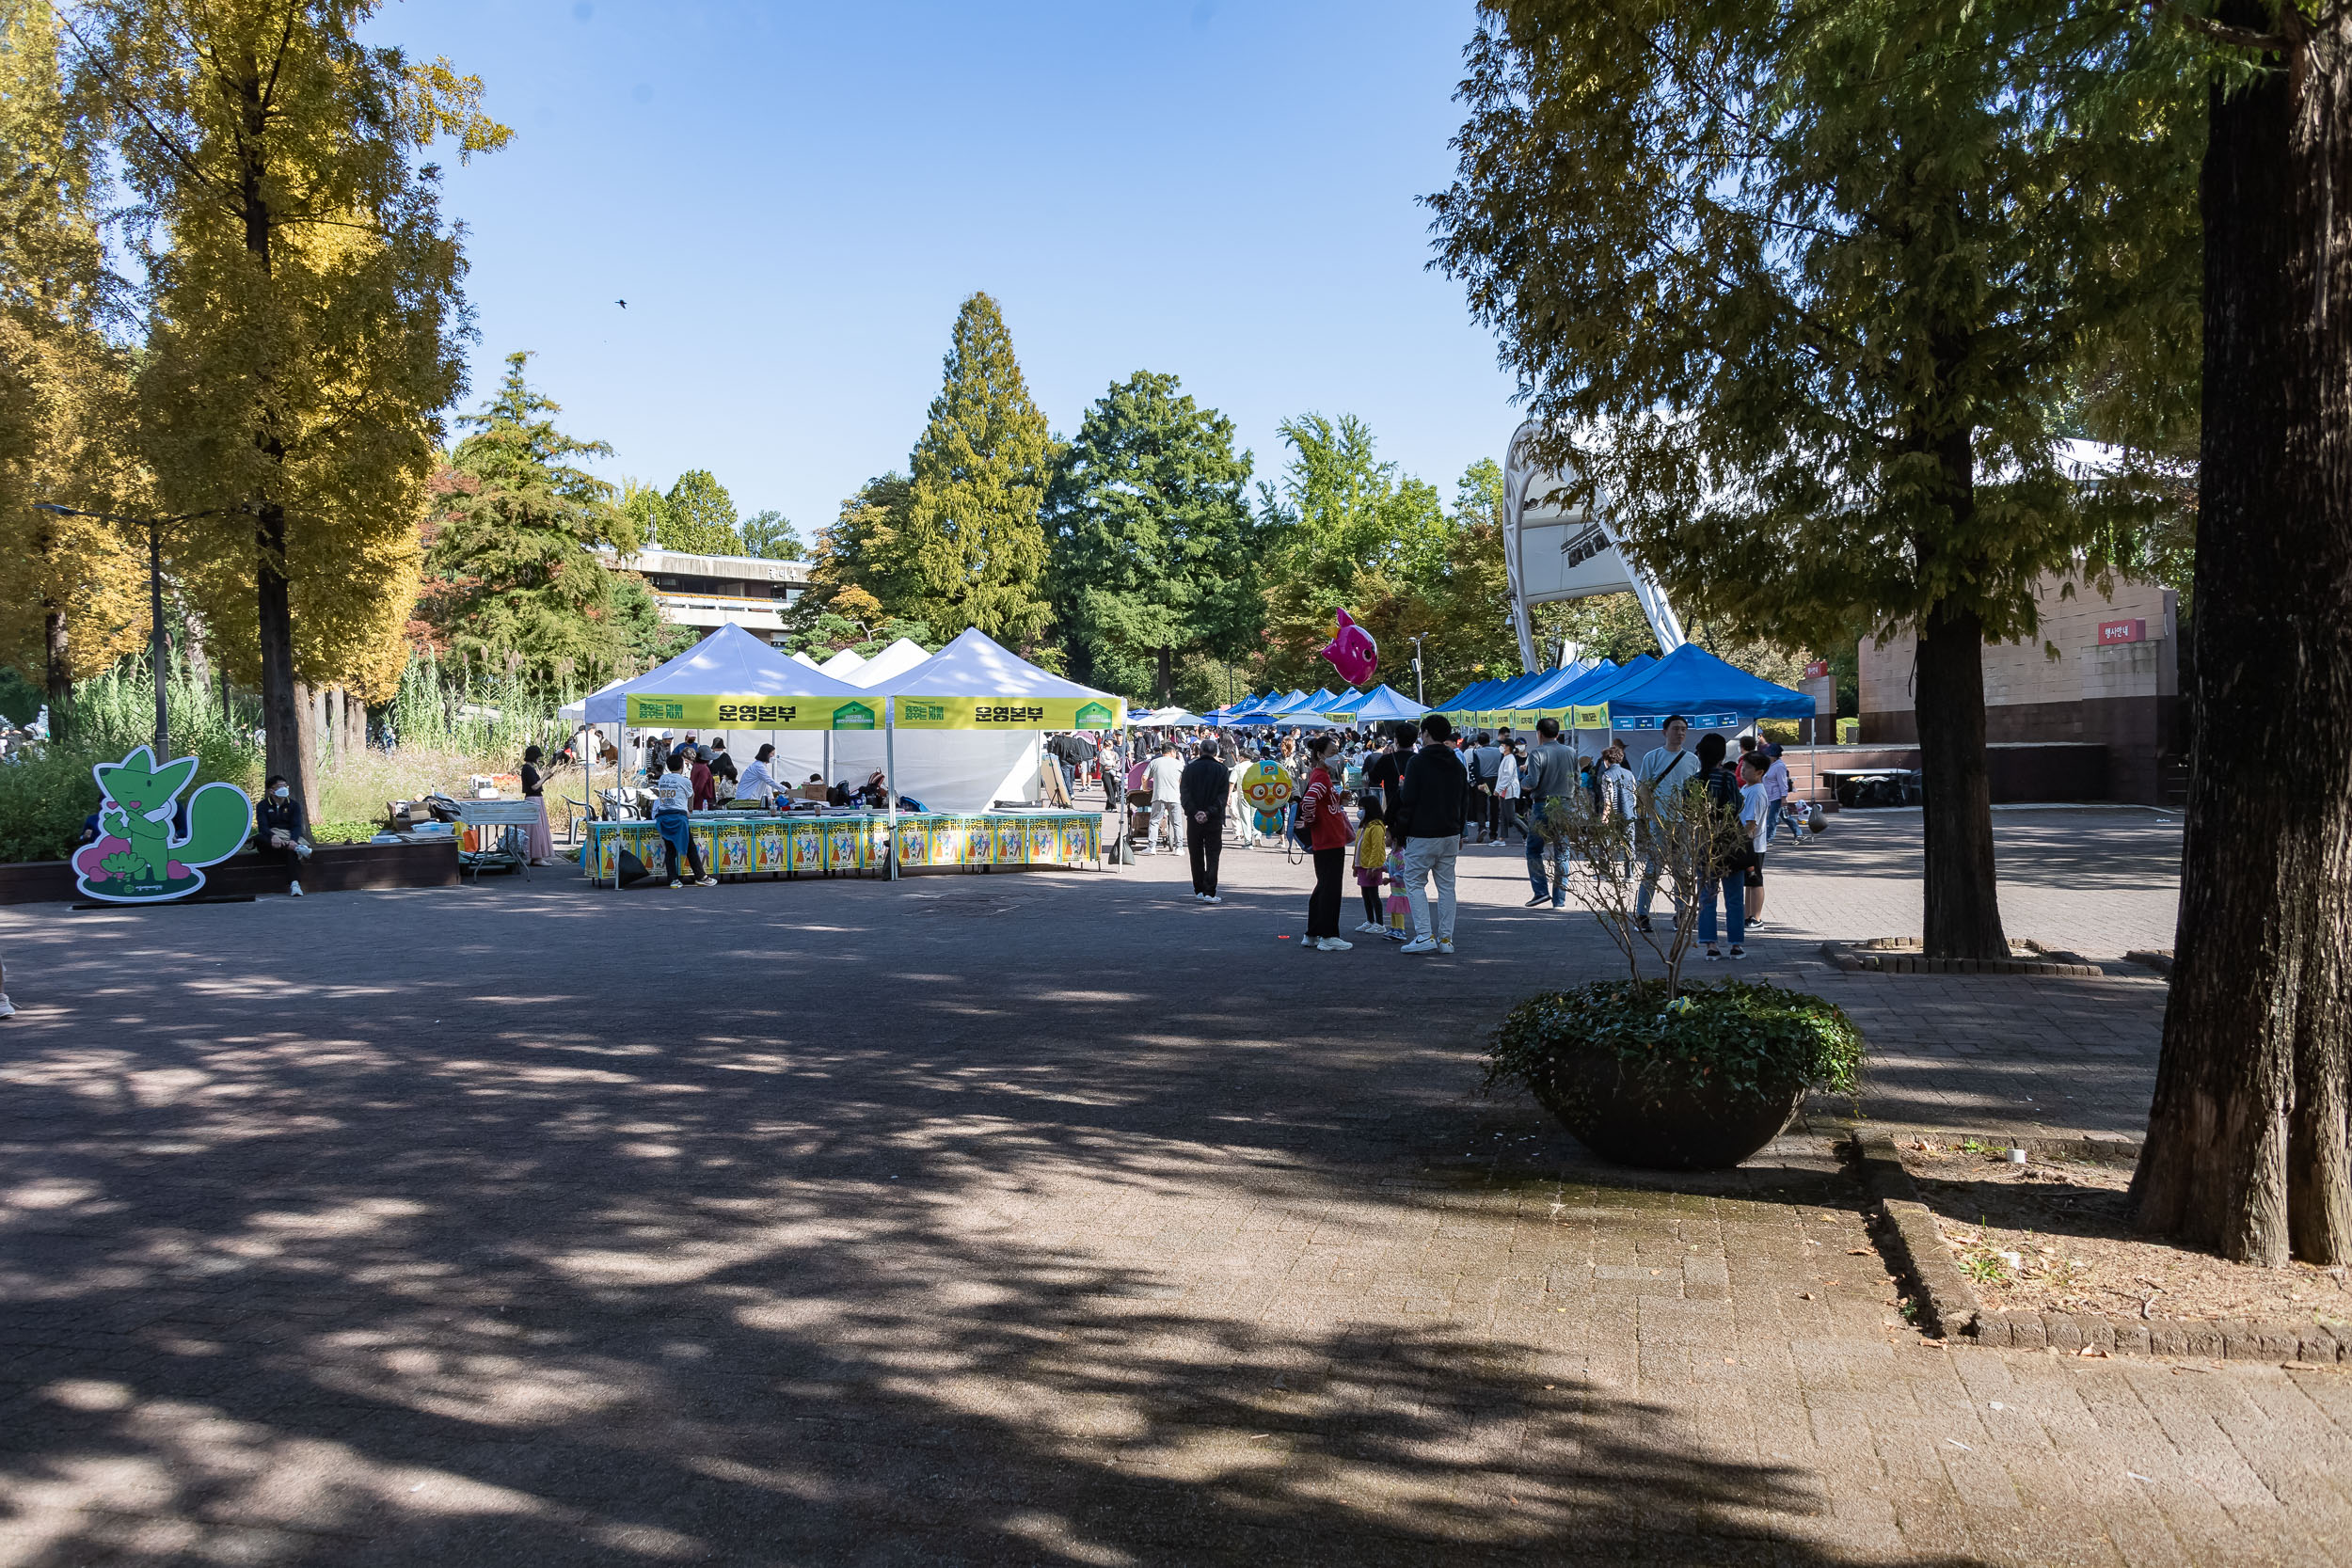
[889,696,1124,730]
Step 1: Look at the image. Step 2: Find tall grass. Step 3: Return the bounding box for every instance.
[3,652,594,862]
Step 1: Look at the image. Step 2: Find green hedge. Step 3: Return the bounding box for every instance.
[1486,980,1866,1102]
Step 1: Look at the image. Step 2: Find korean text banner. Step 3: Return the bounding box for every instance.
[626,693,882,730]
[889,696,1125,730]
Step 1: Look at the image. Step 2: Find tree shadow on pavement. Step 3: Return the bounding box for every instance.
[1,877,1953,1565]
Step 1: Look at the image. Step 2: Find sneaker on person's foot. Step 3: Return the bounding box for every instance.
[1203,894,1221,904]
[669,879,684,889]
[1318,937,1354,951]
[1437,940,1455,955]
[289,879,303,897]
[697,876,718,887]
[1524,894,1549,908]
[1703,946,1724,960]
[1399,937,1438,955]
[1728,944,1745,958]
[0,993,15,1019]
[1356,920,1383,934]
[1634,916,1654,934]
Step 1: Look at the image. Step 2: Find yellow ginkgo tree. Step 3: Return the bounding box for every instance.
[60,0,507,816]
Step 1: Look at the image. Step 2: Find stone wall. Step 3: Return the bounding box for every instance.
[1859,574,2181,803]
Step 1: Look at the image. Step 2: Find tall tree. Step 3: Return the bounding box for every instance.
[1255,413,1451,689]
[2131,7,2352,1267]
[0,0,147,738]
[1428,0,2195,960]
[739,508,802,561]
[891,292,1056,646]
[659,468,740,555]
[1045,371,1258,703]
[421,352,648,689]
[64,0,508,820]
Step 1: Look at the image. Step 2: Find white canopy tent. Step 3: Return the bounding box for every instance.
[580,625,867,813]
[824,628,1125,817]
[788,650,826,672]
[845,638,932,688]
[818,648,866,678]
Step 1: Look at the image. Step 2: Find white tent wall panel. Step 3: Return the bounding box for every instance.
[750,730,1044,814]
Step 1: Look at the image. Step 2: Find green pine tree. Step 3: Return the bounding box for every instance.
[891,293,1056,646]
[739,508,803,561]
[422,352,645,688]
[659,468,741,555]
[1044,371,1257,704]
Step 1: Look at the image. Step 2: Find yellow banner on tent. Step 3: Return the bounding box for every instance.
[890,695,1125,730]
[625,693,881,730]
[1573,705,1611,728]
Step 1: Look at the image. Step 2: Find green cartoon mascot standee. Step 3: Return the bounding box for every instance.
[69,746,255,903]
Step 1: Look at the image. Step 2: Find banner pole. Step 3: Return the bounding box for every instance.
[884,697,899,882]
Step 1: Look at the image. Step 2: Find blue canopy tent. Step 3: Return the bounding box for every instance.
[1435,677,1503,719]
[1599,643,1814,724]
[1350,684,1427,724]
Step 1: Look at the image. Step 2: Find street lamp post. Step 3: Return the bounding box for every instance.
[34,503,231,758]
[1409,634,1429,706]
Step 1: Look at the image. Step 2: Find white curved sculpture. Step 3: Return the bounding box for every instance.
[1502,420,1686,670]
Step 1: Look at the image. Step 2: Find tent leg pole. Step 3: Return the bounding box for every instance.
[884,702,898,882]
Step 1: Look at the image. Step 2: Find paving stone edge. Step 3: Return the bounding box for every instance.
[1850,1131,2352,1364]
[1821,940,2107,978]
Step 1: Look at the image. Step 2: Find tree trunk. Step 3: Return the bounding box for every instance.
[1155,645,1174,708]
[1914,599,2008,960]
[325,687,343,767]
[42,603,71,744]
[257,504,313,822]
[342,689,367,757]
[2131,18,2352,1266]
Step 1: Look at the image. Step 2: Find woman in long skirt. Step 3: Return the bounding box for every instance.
[520,745,557,863]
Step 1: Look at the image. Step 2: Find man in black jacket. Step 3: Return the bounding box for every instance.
[1178,739,1232,902]
[1392,713,1468,954]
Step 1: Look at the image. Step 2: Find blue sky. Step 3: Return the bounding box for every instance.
[362,0,1520,541]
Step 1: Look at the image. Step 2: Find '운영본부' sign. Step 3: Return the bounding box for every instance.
[626,694,880,730]
[890,696,1123,730]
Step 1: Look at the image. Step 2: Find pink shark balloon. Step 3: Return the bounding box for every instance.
[1320,610,1378,688]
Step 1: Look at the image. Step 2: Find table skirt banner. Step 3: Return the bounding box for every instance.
[587,812,1099,884]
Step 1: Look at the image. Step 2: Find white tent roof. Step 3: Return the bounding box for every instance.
[859,626,1120,704]
[560,674,629,724]
[818,647,866,677]
[845,638,932,688]
[584,623,864,722]
[788,650,825,671]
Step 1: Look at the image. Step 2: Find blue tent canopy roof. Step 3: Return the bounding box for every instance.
[1598,643,1814,720]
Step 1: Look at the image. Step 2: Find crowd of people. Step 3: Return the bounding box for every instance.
[1091,713,1806,959]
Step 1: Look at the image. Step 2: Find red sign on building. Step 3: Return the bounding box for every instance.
[1803,659,1831,679]
[2097,619,2148,645]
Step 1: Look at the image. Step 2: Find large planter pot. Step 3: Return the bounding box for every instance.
[1537,1049,1804,1171]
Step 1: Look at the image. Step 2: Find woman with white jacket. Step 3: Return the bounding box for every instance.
[1495,742,1524,843]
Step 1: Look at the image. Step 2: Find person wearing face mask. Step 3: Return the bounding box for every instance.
[253,773,310,897]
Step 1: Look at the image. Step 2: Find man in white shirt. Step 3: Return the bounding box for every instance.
[1631,715,1700,933]
[1144,742,1186,854]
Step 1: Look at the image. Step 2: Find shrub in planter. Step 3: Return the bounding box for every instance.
[1486,980,1865,1169]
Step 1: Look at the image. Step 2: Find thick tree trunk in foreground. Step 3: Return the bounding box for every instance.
[1915,598,2008,961]
[2132,20,2352,1266]
[42,603,71,744]
[1156,645,1173,708]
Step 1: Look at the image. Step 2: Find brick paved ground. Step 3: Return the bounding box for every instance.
[6,807,2343,1566]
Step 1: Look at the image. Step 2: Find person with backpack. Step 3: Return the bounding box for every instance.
[1393,713,1469,955]
[1691,732,1759,959]
[1295,734,1355,949]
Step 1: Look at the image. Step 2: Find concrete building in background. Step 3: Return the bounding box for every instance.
[1860,573,2181,804]
[600,548,810,649]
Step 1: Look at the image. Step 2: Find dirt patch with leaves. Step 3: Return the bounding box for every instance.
[1899,1139,2352,1328]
